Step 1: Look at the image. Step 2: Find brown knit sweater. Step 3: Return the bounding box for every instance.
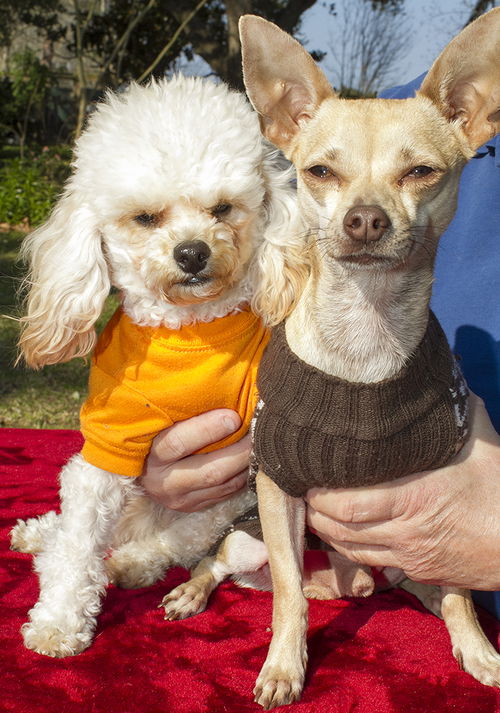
[251,312,469,497]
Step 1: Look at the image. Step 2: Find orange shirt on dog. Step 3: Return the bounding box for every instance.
[80,307,270,477]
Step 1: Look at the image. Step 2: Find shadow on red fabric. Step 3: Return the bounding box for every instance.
[2,428,500,713]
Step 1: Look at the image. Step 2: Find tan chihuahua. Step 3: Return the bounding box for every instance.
[161,9,500,709]
[237,9,500,710]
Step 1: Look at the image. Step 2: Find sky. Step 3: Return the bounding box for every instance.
[179,0,500,91]
[301,0,500,89]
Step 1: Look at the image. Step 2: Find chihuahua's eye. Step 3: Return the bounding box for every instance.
[211,203,232,219]
[308,165,333,179]
[134,213,159,227]
[406,166,435,178]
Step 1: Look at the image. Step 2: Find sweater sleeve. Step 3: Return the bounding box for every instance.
[80,363,174,477]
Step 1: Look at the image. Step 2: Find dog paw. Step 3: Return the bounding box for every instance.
[351,567,375,597]
[10,520,33,553]
[10,517,47,554]
[161,581,211,620]
[455,644,500,687]
[254,663,305,709]
[21,621,92,658]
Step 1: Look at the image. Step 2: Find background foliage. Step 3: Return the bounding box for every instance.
[0,227,118,428]
[0,0,494,427]
[0,147,71,226]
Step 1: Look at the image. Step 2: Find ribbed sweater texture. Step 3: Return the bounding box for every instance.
[252,312,469,497]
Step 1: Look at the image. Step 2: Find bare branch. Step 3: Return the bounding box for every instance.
[327,0,411,96]
[275,0,317,33]
[94,0,158,89]
[137,0,209,84]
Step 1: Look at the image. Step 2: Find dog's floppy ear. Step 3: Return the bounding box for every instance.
[419,7,500,150]
[251,235,310,327]
[239,15,334,154]
[18,187,110,368]
[251,153,309,326]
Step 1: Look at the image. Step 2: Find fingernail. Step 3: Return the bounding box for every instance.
[223,414,240,433]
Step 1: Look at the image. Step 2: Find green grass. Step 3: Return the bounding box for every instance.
[0,229,118,429]
[0,146,72,227]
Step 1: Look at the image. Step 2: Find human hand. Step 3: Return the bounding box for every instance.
[306,395,500,590]
[140,409,250,512]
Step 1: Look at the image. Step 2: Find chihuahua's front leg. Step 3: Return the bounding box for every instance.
[254,470,308,709]
[22,454,130,657]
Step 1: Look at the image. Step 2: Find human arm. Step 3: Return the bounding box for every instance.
[305,395,500,590]
[140,409,250,512]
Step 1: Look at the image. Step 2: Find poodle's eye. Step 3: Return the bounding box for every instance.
[134,213,159,227]
[307,165,334,179]
[211,203,232,219]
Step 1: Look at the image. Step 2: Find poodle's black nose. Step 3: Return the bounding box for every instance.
[173,240,211,274]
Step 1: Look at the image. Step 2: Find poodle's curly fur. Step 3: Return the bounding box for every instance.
[10,75,297,657]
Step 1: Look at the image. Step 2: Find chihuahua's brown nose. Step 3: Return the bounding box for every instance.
[174,240,211,274]
[343,205,391,243]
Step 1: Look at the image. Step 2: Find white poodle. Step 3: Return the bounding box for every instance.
[10,75,296,657]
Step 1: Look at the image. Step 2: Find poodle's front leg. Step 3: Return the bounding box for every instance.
[22,454,130,657]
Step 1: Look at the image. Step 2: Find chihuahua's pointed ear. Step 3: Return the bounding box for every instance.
[419,7,500,150]
[239,15,334,153]
[18,187,110,369]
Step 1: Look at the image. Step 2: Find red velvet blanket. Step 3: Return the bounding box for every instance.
[2,428,500,713]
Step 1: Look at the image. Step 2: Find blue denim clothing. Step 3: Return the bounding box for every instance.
[382,76,500,617]
[381,75,500,433]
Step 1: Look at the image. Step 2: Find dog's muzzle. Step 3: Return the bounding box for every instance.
[343,205,391,244]
[173,240,211,275]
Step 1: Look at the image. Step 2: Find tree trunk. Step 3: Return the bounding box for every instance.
[225,0,251,89]
[465,0,495,25]
[73,0,91,138]
[192,0,317,85]
[275,0,316,33]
